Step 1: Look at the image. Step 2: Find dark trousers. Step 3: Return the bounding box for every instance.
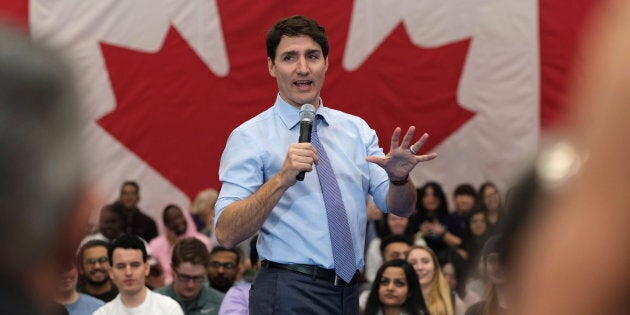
[249,264,360,315]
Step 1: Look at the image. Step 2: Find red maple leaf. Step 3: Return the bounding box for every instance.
[98,0,473,200]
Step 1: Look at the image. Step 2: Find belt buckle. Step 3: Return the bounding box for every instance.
[334,274,344,286]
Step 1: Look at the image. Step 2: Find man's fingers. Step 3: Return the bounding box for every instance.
[390,127,402,151]
[416,153,438,162]
[400,126,416,149]
[409,133,429,154]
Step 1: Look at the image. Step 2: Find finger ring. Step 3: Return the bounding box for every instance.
[409,146,417,154]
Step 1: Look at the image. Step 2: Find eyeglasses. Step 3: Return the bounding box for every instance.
[84,256,109,265]
[208,261,236,270]
[175,272,206,283]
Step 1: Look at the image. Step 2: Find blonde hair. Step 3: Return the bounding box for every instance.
[407,245,454,315]
[191,188,218,215]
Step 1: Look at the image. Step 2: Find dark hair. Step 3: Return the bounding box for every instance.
[120,180,139,194]
[379,234,412,255]
[161,204,181,224]
[417,181,449,219]
[479,181,504,213]
[171,237,209,268]
[210,246,241,264]
[266,15,329,63]
[465,209,487,236]
[454,183,477,198]
[378,213,415,240]
[364,259,427,315]
[108,234,147,263]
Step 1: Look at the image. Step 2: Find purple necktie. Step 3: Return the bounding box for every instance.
[311,115,356,283]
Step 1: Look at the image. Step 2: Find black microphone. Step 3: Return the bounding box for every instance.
[296,104,316,181]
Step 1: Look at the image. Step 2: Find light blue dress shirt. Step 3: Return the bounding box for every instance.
[215,95,391,269]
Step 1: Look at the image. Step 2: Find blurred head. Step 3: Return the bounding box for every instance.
[56,265,78,296]
[207,247,239,293]
[171,238,210,300]
[386,214,409,235]
[454,184,478,214]
[418,182,449,218]
[78,240,111,287]
[479,181,502,212]
[483,235,507,286]
[98,204,125,240]
[0,27,88,311]
[365,259,426,315]
[380,234,412,262]
[119,181,139,209]
[108,234,149,297]
[190,188,218,227]
[162,204,187,236]
[442,262,457,290]
[468,210,488,237]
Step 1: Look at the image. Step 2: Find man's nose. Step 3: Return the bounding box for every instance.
[296,57,308,74]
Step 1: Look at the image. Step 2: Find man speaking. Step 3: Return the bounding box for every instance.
[214,15,437,314]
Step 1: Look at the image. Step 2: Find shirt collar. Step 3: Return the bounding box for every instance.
[273,94,331,130]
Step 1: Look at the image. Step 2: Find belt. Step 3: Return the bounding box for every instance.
[262,260,360,286]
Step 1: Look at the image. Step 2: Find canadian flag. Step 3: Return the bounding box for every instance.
[0,0,598,222]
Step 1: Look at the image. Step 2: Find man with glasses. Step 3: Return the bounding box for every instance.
[207,247,239,293]
[93,234,183,314]
[77,240,119,302]
[156,238,224,315]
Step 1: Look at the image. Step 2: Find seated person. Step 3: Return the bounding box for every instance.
[93,234,183,315]
[156,238,224,314]
[149,204,213,284]
[207,247,240,293]
[364,259,428,315]
[55,264,105,314]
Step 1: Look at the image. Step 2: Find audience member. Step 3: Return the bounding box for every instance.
[406,246,465,315]
[364,259,429,315]
[0,25,93,315]
[442,260,480,309]
[442,184,478,253]
[156,238,225,315]
[150,204,213,284]
[55,265,104,315]
[409,182,452,259]
[78,204,125,248]
[360,234,413,311]
[464,235,509,315]
[146,262,166,290]
[478,182,504,235]
[93,234,183,315]
[218,235,260,315]
[190,188,219,237]
[116,181,158,241]
[365,214,414,283]
[76,240,118,302]
[461,210,489,263]
[207,247,240,293]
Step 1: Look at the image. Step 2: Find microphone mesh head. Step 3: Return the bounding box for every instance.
[299,104,316,122]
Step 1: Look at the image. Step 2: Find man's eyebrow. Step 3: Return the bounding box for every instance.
[306,49,322,55]
[280,50,298,57]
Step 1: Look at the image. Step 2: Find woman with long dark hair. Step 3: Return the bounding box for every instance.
[364,259,428,315]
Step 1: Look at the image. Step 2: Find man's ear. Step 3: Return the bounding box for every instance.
[268,57,276,78]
